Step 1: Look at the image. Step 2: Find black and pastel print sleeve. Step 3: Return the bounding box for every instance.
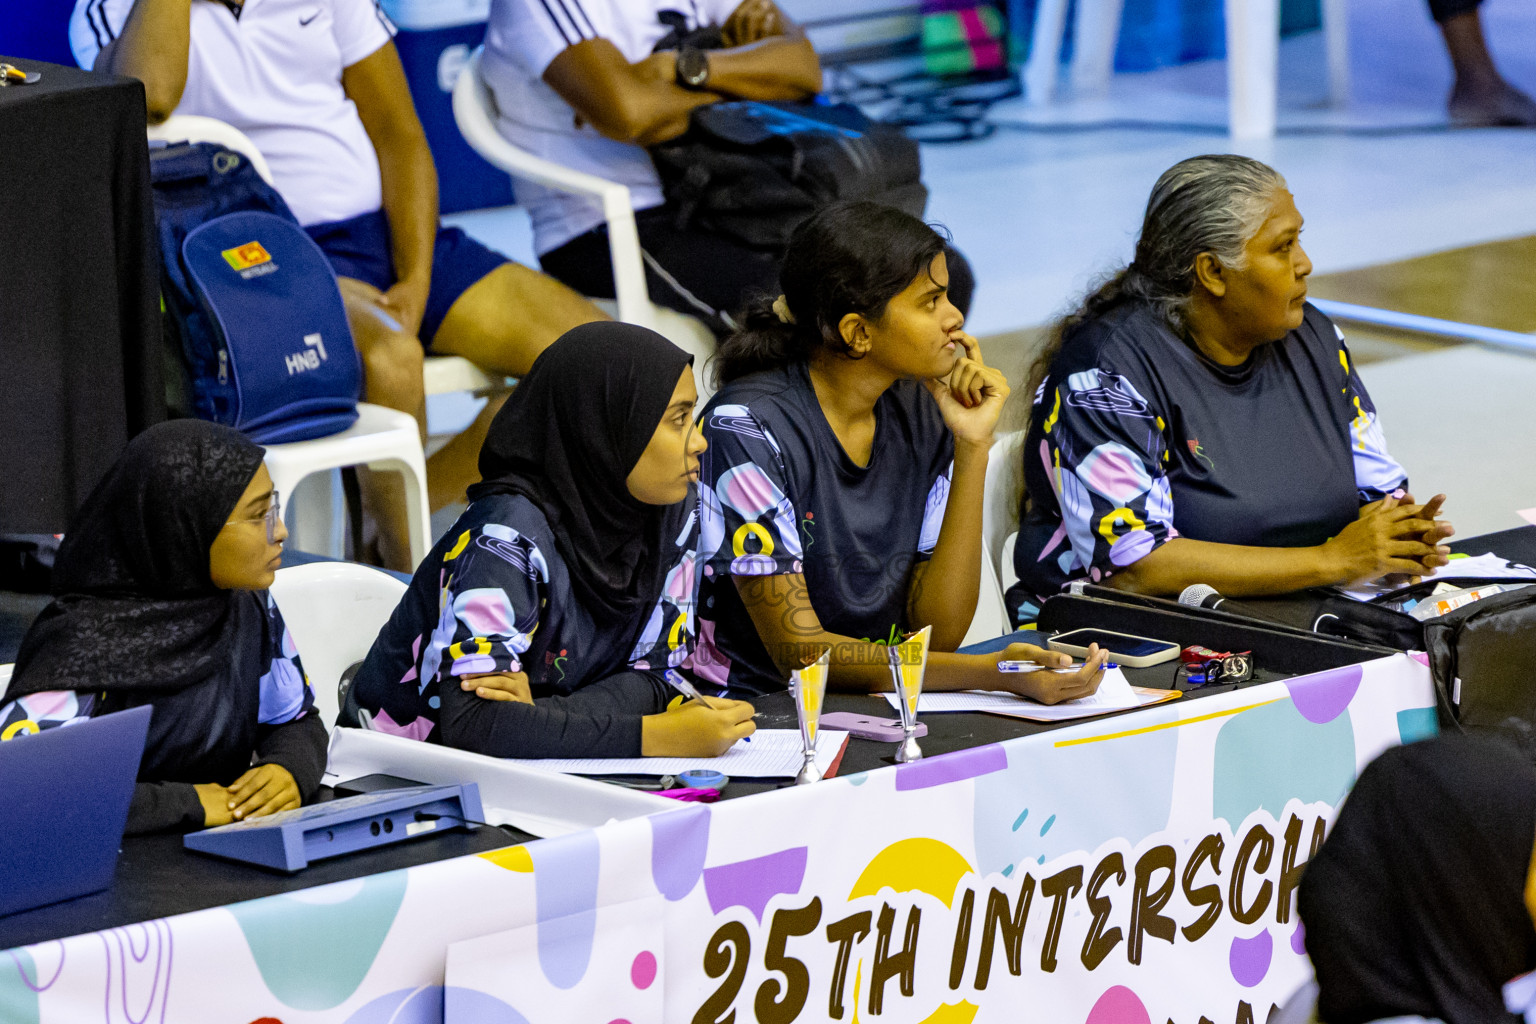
[1030,366,1176,588]
[367,522,547,742]
[629,508,700,674]
[0,688,97,740]
[699,403,806,582]
[1336,335,1408,502]
[257,593,315,726]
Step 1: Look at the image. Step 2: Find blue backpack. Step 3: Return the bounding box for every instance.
[149,142,361,443]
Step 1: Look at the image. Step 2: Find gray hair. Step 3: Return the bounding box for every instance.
[1023,155,1288,402]
[1125,154,1289,330]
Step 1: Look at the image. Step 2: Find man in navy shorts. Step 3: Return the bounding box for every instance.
[73,0,606,566]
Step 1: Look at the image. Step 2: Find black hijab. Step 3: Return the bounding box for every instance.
[467,321,695,626]
[1300,734,1536,1024]
[8,419,268,700]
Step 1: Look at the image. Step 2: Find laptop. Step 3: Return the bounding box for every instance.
[0,704,151,917]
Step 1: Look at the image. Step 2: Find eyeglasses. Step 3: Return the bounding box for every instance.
[222,491,281,544]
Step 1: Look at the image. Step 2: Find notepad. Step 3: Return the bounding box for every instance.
[884,668,1178,722]
[503,729,850,779]
[1336,552,1536,602]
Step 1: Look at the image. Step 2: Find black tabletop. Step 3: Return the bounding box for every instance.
[0,56,162,534]
[718,649,1283,799]
[1451,525,1536,564]
[0,790,532,951]
[8,531,1528,950]
[0,648,1273,951]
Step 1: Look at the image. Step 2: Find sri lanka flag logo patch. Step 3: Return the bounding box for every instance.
[221,241,272,271]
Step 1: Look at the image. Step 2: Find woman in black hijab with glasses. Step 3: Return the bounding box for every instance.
[1298,734,1536,1024]
[350,320,755,759]
[0,420,327,835]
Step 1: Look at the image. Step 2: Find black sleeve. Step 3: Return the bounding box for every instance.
[254,712,329,801]
[438,671,674,759]
[125,781,206,836]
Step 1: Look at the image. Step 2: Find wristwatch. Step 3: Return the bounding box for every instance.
[675,46,711,91]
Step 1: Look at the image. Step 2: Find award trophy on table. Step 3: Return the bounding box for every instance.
[887,625,931,763]
[791,646,831,785]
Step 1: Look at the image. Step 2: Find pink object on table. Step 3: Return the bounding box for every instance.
[658,787,721,803]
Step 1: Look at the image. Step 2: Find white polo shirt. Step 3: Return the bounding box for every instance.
[71,0,395,227]
[482,0,738,256]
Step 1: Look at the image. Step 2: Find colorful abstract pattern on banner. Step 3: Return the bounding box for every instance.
[4,654,1436,1024]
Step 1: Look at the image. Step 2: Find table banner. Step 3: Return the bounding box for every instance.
[2,653,1436,1024]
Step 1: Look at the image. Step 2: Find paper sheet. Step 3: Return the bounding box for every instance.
[884,668,1176,722]
[503,729,850,779]
[1336,552,1536,602]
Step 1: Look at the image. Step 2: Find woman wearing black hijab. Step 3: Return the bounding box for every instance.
[0,421,327,835]
[1299,734,1536,1024]
[350,321,756,758]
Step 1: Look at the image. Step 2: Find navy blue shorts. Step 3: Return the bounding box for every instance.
[305,209,507,347]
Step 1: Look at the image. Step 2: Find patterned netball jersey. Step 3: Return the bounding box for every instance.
[1009,301,1406,618]
[0,592,311,739]
[694,362,955,695]
[351,493,697,743]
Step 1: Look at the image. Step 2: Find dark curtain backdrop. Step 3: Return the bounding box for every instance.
[0,57,163,533]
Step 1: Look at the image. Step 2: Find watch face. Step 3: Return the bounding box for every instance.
[678,48,708,88]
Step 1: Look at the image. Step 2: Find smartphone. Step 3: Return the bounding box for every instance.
[820,712,928,742]
[1046,628,1180,668]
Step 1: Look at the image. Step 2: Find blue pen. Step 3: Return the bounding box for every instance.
[997,660,1119,673]
[664,669,720,710]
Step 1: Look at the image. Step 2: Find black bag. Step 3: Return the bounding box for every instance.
[1274,577,1536,742]
[1055,577,1536,748]
[1420,587,1536,740]
[649,100,928,253]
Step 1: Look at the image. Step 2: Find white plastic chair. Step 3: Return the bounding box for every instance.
[961,547,1013,646]
[983,431,1025,581]
[1000,532,1020,593]
[1023,0,1348,139]
[268,561,408,729]
[149,114,277,181]
[0,663,12,692]
[262,404,432,568]
[451,48,718,403]
[957,430,1025,643]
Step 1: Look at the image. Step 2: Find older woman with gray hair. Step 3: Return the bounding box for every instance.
[1007,154,1453,617]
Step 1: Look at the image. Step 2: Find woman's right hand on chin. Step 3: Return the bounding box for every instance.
[642,698,757,758]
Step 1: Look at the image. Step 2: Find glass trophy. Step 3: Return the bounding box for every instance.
[887,625,931,763]
[791,646,831,785]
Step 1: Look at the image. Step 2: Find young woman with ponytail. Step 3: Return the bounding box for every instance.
[1007,155,1454,622]
[692,202,1108,701]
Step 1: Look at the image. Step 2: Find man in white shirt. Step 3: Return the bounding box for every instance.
[72,0,605,566]
[481,0,821,334]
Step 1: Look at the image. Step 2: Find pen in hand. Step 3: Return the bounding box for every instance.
[997,659,1118,673]
[665,669,720,710]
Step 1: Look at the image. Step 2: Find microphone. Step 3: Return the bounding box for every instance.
[1178,583,1310,633]
[1179,584,1227,610]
